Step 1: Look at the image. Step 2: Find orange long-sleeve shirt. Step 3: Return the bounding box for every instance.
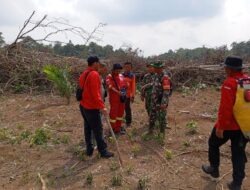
[79,67,105,109]
[123,72,136,97]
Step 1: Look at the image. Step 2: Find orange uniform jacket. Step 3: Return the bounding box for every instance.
[79,68,105,110]
[123,72,136,98]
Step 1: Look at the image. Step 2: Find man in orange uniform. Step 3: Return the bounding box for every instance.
[79,56,113,158]
[122,62,136,127]
[106,63,127,134]
[202,56,249,190]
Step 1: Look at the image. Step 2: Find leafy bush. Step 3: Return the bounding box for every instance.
[20,130,32,140]
[186,120,198,135]
[30,128,50,145]
[164,149,173,160]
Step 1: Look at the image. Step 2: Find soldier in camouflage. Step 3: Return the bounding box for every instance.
[141,63,155,116]
[149,61,171,135]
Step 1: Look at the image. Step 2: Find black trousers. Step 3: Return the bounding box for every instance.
[125,97,132,125]
[79,105,107,154]
[208,127,248,185]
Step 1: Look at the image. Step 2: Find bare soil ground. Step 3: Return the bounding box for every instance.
[0,88,250,190]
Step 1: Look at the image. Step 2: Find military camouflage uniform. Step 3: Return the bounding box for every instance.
[141,73,155,115]
[149,72,171,134]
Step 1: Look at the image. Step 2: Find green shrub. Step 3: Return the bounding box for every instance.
[20,130,32,140]
[186,120,198,135]
[30,128,50,145]
[164,149,173,160]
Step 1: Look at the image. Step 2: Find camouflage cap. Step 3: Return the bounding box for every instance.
[151,61,164,68]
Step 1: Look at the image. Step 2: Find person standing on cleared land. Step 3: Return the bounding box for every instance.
[106,63,127,134]
[141,63,155,116]
[202,56,249,190]
[149,61,171,135]
[79,56,113,158]
[122,62,136,127]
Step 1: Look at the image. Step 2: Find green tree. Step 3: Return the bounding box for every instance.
[0,32,5,47]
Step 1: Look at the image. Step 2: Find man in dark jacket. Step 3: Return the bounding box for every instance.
[202,56,249,190]
[79,56,113,158]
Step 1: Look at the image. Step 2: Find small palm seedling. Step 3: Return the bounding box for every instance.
[111,174,122,187]
[72,145,86,161]
[182,140,191,148]
[43,64,73,104]
[186,120,198,135]
[164,149,173,160]
[60,134,70,144]
[86,172,93,185]
[109,161,119,171]
[126,164,133,175]
[137,177,148,190]
[141,132,152,141]
[127,128,138,142]
[131,144,141,158]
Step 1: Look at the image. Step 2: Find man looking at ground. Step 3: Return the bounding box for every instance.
[79,56,113,158]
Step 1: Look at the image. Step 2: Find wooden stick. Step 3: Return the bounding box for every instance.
[216,169,232,183]
[104,116,123,169]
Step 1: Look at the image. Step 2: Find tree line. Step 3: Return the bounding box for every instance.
[1,32,250,64]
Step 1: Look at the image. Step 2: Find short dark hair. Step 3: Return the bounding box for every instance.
[124,61,132,66]
[112,63,123,70]
[87,56,99,66]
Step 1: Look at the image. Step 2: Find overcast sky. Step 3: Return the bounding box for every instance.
[1,0,250,56]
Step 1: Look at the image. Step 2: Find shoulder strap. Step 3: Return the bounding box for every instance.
[112,74,120,90]
[82,71,92,89]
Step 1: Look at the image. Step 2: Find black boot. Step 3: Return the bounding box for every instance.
[120,126,126,135]
[100,150,114,158]
[202,165,219,178]
[227,181,241,190]
[86,148,94,156]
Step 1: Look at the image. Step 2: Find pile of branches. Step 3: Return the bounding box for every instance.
[0,45,86,93]
[169,63,250,87]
